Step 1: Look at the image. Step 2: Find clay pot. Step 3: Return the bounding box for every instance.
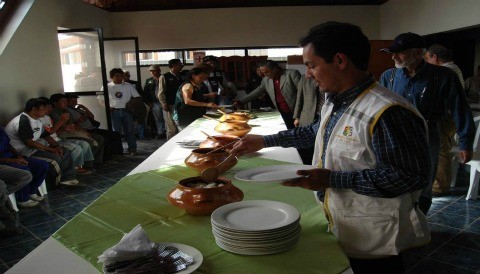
[199,135,240,149]
[219,112,251,123]
[184,148,238,173]
[214,121,251,137]
[167,176,244,215]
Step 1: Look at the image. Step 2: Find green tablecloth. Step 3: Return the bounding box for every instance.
[53,155,349,273]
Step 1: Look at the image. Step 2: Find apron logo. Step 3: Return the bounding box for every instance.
[342,126,353,137]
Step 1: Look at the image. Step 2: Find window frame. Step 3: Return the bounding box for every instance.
[123,46,301,67]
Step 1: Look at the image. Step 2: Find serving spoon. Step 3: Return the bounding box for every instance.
[201,130,215,140]
[201,153,236,182]
[202,115,224,123]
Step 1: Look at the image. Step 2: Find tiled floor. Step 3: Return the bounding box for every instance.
[0,138,166,273]
[1,140,480,273]
[403,170,480,274]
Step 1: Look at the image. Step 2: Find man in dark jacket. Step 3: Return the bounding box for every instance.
[379,32,475,214]
[144,65,166,139]
[158,59,186,140]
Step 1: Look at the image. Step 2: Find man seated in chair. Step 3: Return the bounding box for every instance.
[5,98,79,187]
[0,128,49,207]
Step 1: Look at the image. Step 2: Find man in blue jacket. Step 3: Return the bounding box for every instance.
[379,32,475,214]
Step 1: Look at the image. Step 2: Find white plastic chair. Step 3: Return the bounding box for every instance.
[7,180,48,212]
[450,116,480,200]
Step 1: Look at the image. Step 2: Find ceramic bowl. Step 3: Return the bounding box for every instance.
[167,176,244,215]
[214,121,251,137]
[199,135,240,149]
[219,112,251,123]
[184,148,238,173]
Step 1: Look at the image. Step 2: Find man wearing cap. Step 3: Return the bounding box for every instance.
[379,32,475,214]
[143,65,166,139]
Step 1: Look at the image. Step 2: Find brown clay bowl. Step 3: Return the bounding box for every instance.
[219,112,251,123]
[167,176,244,215]
[184,148,238,173]
[214,121,251,137]
[199,135,241,149]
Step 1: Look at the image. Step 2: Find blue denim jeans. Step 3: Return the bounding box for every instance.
[111,109,136,151]
[151,102,166,135]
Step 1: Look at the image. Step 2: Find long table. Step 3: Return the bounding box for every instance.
[7,111,350,274]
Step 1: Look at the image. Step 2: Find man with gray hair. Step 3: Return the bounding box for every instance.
[425,44,465,195]
[380,33,475,213]
[233,60,301,129]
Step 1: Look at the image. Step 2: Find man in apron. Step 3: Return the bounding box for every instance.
[230,22,431,273]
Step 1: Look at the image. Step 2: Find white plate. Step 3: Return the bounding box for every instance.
[235,164,317,183]
[215,238,299,255]
[211,200,300,231]
[212,224,301,241]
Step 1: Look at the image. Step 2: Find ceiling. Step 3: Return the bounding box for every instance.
[81,0,390,12]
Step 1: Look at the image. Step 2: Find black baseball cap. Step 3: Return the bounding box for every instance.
[380,32,426,53]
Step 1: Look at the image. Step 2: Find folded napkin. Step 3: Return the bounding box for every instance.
[98,225,194,273]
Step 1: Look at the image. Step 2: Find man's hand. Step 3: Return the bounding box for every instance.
[15,155,28,165]
[459,150,473,164]
[6,156,28,165]
[229,134,265,157]
[49,146,64,157]
[294,118,299,128]
[206,102,218,109]
[282,168,332,191]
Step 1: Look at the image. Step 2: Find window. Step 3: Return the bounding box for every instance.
[247,47,302,61]
[121,47,301,67]
[184,49,245,64]
[57,31,103,93]
[123,50,183,66]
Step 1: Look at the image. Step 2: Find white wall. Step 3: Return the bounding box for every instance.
[110,6,381,50]
[379,0,480,39]
[0,0,111,123]
[3,0,480,122]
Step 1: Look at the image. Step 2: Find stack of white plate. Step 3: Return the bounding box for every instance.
[211,200,301,255]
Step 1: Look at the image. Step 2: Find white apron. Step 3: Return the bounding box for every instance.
[313,83,431,259]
